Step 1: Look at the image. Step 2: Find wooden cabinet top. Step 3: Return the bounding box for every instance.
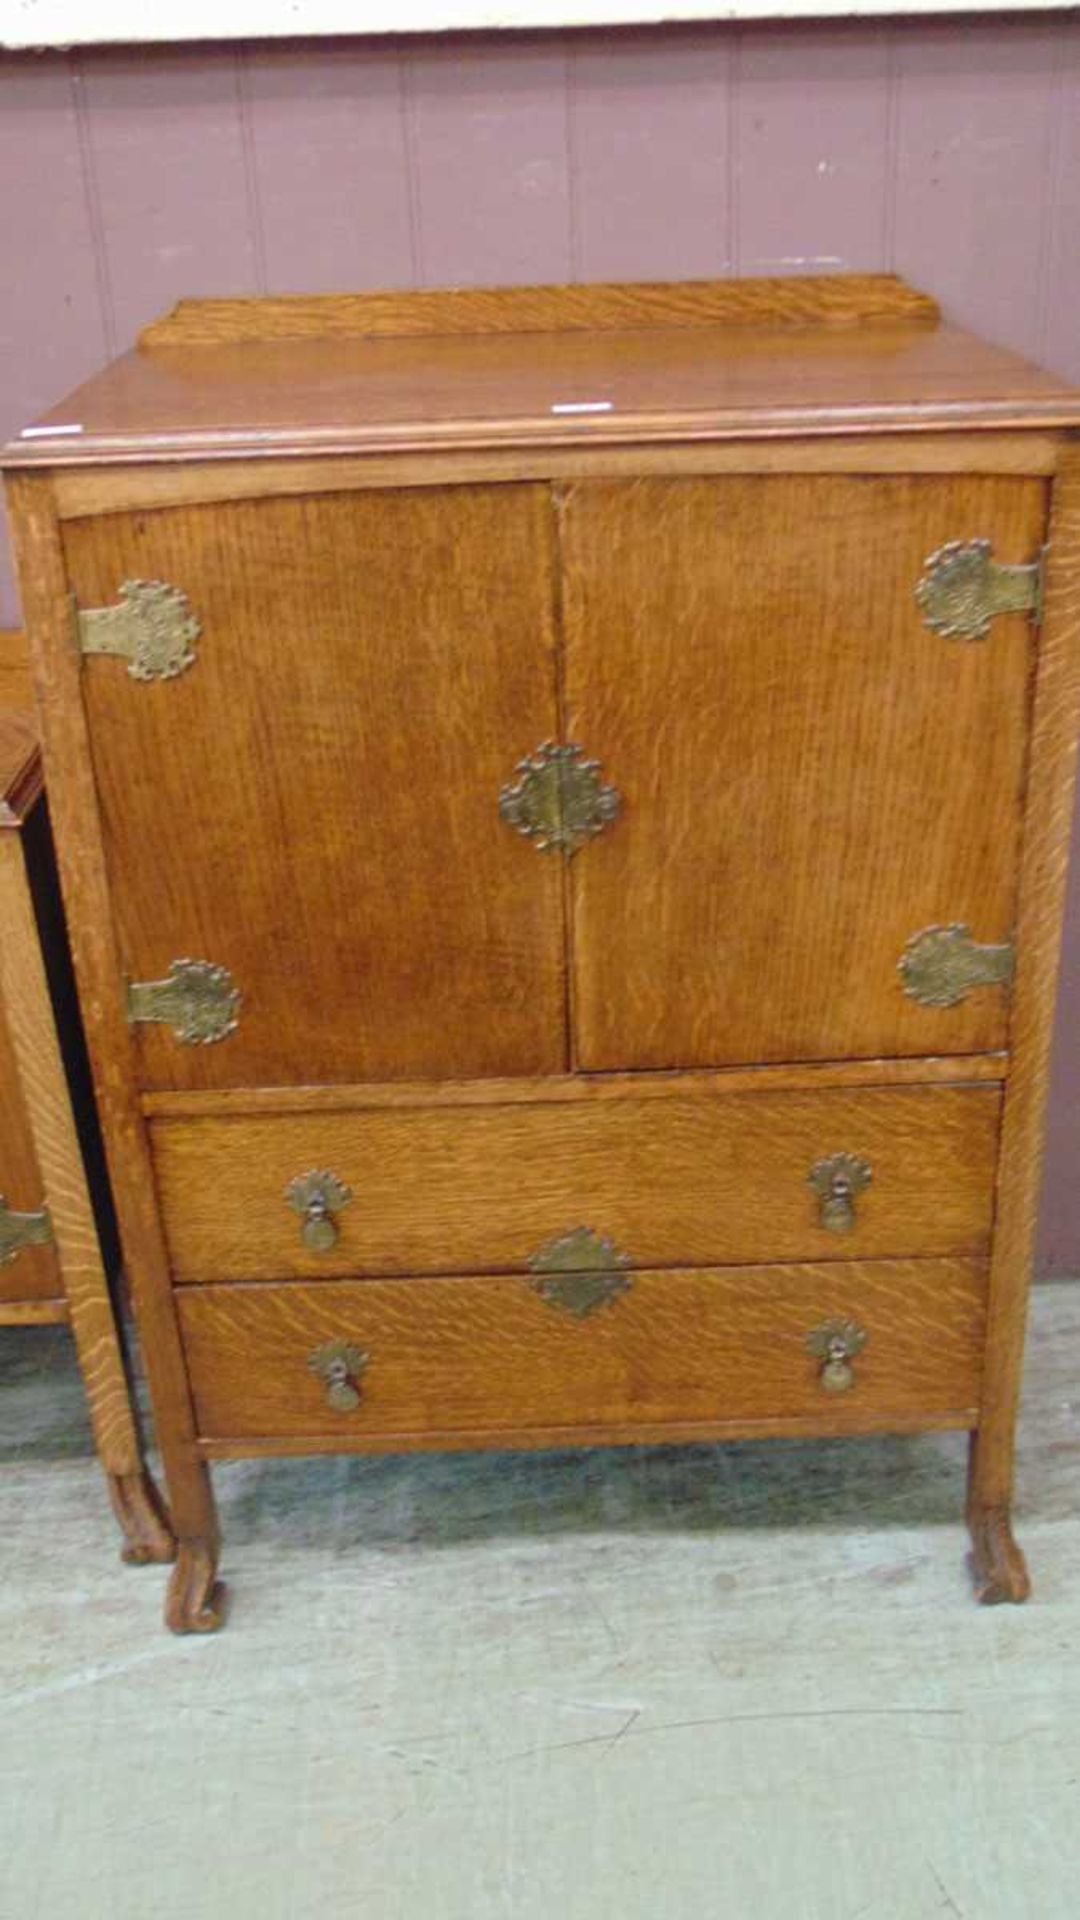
[6,274,1080,470]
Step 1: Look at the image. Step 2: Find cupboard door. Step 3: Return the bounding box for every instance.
[561,474,1044,1070]
[65,486,565,1088]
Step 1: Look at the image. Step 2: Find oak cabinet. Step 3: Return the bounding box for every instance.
[6,272,1080,1630]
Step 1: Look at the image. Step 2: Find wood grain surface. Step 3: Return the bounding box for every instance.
[50,432,1062,524]
[138,275,942,347]
[0,837,63,1308]
[562,472,1045,1069]
[142,1052,1006,1119]
[151,1083,1001,1284]
[7,472,213,1619]
[64,484,566,1089]
[0,826,174,1571]
[9,320,1080,470]
[970,443,1080,1563]
[177,1258,988,1444]
[0,709,43,826]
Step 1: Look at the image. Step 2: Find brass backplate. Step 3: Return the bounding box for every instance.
[529,1226,633,1319]
[899,924,1014,1009]
[126,959,240,1044]
[0,1195,53,1268]
[308,1339,368,1413]
[76,579,200,680]
[915,540,1043,642]
[808,1153,872,1234]
[806,1318,868,1394]
[285,1170,353,1253]
[499,741,620,857]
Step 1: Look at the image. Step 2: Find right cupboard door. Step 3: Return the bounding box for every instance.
[560,473,1046,1070]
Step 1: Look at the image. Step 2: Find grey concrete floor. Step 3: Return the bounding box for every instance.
[3,1287,1080,1920]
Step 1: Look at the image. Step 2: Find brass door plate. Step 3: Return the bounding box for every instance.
[915,540,1043,641]
[529,1226,633,1319]
[126,959,240,1045]
[899,924,1014,1009]
[0,1194,53,1268]
[499,741,620,857]
[76,580,200,680]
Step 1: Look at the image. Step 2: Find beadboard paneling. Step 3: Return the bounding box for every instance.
[3,18,1080,1272]
[569,30,731,281]
[735,27,893,276]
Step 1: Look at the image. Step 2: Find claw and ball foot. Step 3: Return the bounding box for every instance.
[165,1543,227,1634]
[107,1469,177,1565]
[967,1503,1031,1606]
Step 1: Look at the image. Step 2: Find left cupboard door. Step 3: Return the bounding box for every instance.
[63,484,567,1090]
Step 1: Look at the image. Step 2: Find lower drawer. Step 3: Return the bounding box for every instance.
[177,1258,987,1445]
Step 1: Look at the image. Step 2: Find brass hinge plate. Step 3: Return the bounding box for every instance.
[915,540,1044,642]
[75,580,200,680]
[0,1194,53,1268]
[899,924,1014,1009]
[127,959,240,1045]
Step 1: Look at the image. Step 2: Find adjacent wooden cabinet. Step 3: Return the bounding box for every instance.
[0,693,173,1564]
[6,274,1080,1630]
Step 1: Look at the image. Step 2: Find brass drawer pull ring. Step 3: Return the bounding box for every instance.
[308,1340,368,1413]
[285,1171,353,1252]
[499,741,620,857]
[806,1319,868,1394]
[808,1153,872,1234]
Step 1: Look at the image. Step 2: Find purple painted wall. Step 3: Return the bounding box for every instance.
[3,21,1080,1268]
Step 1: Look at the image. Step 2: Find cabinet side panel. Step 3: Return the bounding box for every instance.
[4,471,217,1557]
[977,442,1080,1505]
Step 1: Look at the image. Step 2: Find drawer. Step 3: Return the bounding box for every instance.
[151,1083,1001,1282]
[178,1258,987,1443]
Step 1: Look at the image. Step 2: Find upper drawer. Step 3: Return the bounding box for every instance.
[150,1081,1001,1283]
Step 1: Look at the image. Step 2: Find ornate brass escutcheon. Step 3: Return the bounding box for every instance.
[528,1226,633,1319]
[308,1340,369,1413]
[899,924,1014,1010]
[499,741,621,857]
[915,539,1043,642]
[285,1171,353,1253]
[806,1319,868,1394]
[126,959,240,1045]
[808,1153,872,1234]
[0,1194,53,1268]
[75,579,200,680]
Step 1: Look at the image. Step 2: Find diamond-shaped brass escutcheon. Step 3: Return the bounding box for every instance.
[499,741,620,857]
[528,1226,633,1319]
